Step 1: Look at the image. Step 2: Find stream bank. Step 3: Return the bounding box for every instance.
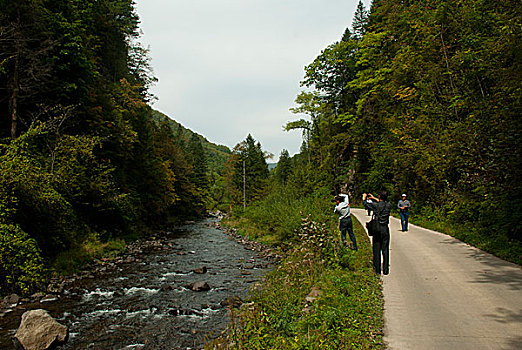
[0,218,277,349]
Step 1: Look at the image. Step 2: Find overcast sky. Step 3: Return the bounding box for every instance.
[134,0,367,160]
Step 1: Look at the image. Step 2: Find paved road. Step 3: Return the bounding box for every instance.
[351,208,522,350]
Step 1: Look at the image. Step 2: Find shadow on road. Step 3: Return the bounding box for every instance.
[483,307,522,324]
[438,238,522,290]
[505,336,522,349]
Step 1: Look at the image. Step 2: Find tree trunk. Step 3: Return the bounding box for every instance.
[10,49,19,139]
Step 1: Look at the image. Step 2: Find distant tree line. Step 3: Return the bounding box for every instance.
[0,0,217,295]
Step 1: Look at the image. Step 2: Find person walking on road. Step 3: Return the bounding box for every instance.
[363,192,392,274]
[397,194,411,231]
[334,193,357,251]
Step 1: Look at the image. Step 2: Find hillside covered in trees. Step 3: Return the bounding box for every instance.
[217,1,520,346]
[0,0,228,295]
[228,0,521,264]
[281,0,521,251]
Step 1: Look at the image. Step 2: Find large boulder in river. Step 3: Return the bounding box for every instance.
[13,309,68,350]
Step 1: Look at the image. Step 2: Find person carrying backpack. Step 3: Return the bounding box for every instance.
[363,191,392,275]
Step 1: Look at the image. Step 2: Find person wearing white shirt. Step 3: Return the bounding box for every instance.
[334,193,357,250]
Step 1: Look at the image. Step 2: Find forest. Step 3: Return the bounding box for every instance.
[0,0,229,295]
[215,1,521,346]
[1,0,520,308]
[227,0,521,258]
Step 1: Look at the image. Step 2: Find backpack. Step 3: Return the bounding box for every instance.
[366,201,391,235]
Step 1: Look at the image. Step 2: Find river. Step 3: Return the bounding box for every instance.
[0,219,274,349]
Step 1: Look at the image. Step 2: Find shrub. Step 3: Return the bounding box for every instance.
[0,224,45,295]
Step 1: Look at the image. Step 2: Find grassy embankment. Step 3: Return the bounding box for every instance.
[208,191,385,349]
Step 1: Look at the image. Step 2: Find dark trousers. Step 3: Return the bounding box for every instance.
[340,216,357,250]
[372,224,390,274]
[400,210,409,231]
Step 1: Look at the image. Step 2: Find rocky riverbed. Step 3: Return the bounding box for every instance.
[0,218,278,349]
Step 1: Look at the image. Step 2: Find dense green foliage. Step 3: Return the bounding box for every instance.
[213,0,521,346]
[286,0,521,259]
[152,110,232,208]
[212,185,383,349]
[0,0,224,295]
[0,224,45,295]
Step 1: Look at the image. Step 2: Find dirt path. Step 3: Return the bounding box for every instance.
[351,208,522,350]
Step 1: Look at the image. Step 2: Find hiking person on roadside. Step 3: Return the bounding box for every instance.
[363,192,392,275]
[333,193,357,251]
[397,193,411,231]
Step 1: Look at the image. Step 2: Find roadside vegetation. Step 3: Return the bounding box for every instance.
[209,188,384,349]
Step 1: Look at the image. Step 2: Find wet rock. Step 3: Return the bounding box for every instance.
[47,284,63,295]
[160,284,175,292]
[168,308,203,317]
[14,309,68,350]
[124,257,136,263]
[65,288,82,297]
[0,308,13,318]
[210,304,222,310]
[184,220,196,225]
[2,294,20,309]
[30,292,45,301]
[187,282,211,292]
[192,266,207,274]
[220,296,243,309]
[40,295,59,304]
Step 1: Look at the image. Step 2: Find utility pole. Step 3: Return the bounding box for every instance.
[243,159,246,209]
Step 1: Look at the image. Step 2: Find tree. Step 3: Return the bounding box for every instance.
[352,0,368,39]
[225,134,269,205]
[188,133,209,191]
[276,149,292,185]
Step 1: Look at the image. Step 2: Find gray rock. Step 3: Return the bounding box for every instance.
[2,294,20,309]
[30,292,45,301]
[187,282,211,292]
[192,266,207,274]
[14,309,68,350]
[160,284,174,292]
[220,296,242,309]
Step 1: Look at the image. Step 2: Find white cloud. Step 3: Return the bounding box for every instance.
[134,0,367,159]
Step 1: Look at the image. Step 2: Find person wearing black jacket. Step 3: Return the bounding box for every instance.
[363,191,392,275]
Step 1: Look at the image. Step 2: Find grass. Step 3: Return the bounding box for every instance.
[52,233,127,275]
[207,195,385,349]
